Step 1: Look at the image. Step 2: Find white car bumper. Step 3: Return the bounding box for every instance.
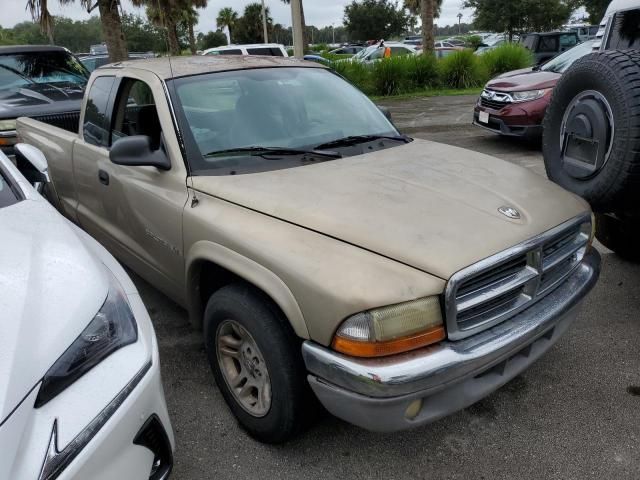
[0,240,174,480]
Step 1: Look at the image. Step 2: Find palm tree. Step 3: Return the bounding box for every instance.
[280,0,308,49]
[134,0,207,56]
[216,7,238,43]
[182,6,199,54]
[404,0,443,17]
[421,0,435,53]
[403,0,443,53]
[26,0,128,61]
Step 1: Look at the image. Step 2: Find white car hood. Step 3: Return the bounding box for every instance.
[0,198,108,423]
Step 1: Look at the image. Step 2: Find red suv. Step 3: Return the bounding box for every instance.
[473,40,594,138]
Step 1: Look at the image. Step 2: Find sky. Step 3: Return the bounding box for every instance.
[1,0,474,33]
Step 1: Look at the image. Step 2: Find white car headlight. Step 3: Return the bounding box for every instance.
[512,89,548,102]
[34,271,138,407]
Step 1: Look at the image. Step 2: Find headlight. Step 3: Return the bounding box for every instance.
[511,89,548,102]
[0,119,16,131]
[332,296,445,358]
[34,272,138,408]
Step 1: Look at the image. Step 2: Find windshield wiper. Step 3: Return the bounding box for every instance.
[204,146,341,159]
[314,134,411,150]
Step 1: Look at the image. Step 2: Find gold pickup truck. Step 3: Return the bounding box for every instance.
[16,55,600,443]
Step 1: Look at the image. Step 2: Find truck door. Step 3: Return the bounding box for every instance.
[73,72,190,302]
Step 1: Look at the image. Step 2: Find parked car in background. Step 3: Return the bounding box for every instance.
[473,40,594,138]
[0,147,174,479]
[403,35,422,46]
[435,47,463,58]
[0,45,89,157]
[441,38,466,47]
[520,31,580,64]
[89,43,108,55]
[202,43,289,57]
[303,54,332,65]
[17,55,599,443]
[329,45,363,55]
[349,42,417,64]
[79,52,155,72]
[567,24,599,41]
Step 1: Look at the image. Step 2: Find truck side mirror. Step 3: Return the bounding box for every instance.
[110,135,171,171]
[377,105,393,121]
[14,143,50,193]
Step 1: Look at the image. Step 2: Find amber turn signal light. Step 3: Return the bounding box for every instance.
[332,325,446,358]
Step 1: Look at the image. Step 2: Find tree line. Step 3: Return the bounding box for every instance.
[10,0,610,61]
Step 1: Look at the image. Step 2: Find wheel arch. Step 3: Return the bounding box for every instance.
[185,240,309,339]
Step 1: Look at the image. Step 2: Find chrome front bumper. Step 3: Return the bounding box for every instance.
[302,249,600,432]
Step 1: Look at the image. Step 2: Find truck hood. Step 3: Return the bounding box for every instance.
[0,82,84,119]
[0,198,107,424]
[192,139,588,279]
[487,69,561,91]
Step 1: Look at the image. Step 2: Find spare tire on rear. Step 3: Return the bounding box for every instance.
[543,50,640,212]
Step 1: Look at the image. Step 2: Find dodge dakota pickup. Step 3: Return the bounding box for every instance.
[17,55,601,444]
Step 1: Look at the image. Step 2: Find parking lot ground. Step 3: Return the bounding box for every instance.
[138,94,640,479]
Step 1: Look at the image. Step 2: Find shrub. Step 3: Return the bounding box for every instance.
[371,56,408,96]
[480,43,533,78]
[404,54,439,90]
[332,60,374,95]
[439,49,487,89]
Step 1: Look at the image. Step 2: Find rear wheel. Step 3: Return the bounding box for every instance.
[203,284,317,443]
[543,50,640,211]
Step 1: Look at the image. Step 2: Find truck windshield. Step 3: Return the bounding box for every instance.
[0,51,89,91]
[172,67,400,175]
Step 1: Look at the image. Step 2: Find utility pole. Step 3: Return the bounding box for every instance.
[332,23,335,44]
[291,0,304,57]
[261,0,269,44]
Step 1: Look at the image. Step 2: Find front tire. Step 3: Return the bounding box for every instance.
[595,213,640,262]
[203,284,316,443]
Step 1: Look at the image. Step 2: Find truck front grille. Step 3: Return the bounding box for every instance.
[444,215,591,341]
[32,111,80,133]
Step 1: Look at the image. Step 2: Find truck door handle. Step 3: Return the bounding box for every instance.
[98,169,109,185]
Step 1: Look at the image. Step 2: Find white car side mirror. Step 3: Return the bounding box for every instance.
[14,143,50,193]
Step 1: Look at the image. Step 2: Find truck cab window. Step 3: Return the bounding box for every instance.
[111,79,162,150]
[83,76,116,147]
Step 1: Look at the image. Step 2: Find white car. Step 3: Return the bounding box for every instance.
[0,145,174,479]
[349,42,417,64]
[202,43,289,57]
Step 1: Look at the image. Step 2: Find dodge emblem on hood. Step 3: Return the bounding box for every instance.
[498,206,521,219]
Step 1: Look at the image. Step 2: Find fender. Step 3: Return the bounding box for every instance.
[185,240,309,339]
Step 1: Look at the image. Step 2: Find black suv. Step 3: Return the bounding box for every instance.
[520,31,580,64]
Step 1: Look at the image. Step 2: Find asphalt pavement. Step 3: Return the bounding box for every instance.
[134,94,640,479]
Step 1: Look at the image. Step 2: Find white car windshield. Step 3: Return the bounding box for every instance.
[172,67,401,175]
